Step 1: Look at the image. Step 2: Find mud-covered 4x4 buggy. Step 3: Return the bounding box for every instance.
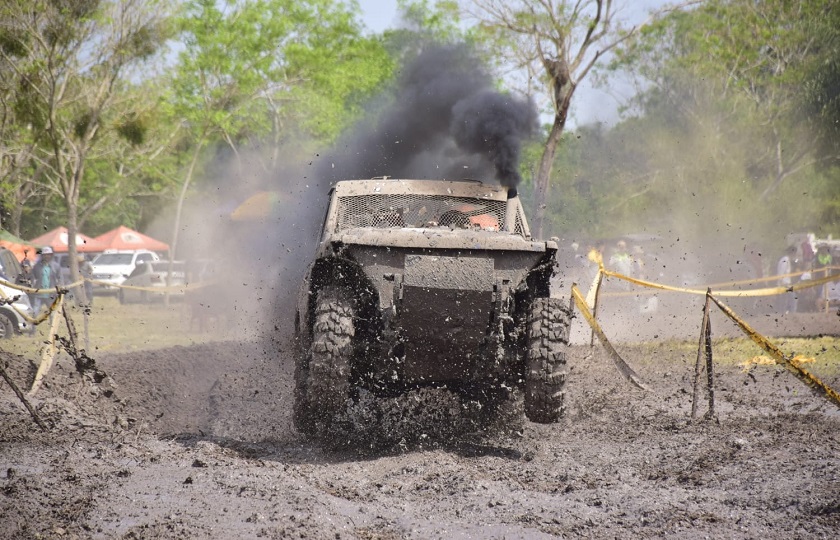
[294,178,570,439]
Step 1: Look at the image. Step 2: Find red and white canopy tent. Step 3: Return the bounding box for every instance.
[29,226,108,253]
[93,225,169,254]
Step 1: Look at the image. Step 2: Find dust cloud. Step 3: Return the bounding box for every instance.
[550,96,810,334]
[159,42,540,342]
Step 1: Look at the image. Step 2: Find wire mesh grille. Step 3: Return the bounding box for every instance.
[336,194,515,233]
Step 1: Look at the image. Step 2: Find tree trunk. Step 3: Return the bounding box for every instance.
[165,140,204,307]
[66,161,87,306]
[532,118,565,239]
[66,208,88,305]
[532,56,576,239]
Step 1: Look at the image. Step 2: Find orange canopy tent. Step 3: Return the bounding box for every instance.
[0,229,35,261]
[93,225,169,253]
[29,226,107,253]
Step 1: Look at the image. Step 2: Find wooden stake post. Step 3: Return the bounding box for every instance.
[691,290,716,419]
[29,294,65,396]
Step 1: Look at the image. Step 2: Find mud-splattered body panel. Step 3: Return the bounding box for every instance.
[296,179,557,390]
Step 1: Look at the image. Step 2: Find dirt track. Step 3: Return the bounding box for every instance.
[1,312,840,539]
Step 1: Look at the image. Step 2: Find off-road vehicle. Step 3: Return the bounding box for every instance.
[294,178,570,438]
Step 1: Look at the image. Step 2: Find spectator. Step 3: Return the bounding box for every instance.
[776,245,798,314]
[609,240,633,276]
[796,261,817,312]
[800,237,815,267]
[30,246,63,335]
[816,270,840,312]
[632,245,648,281]
[16,259,34,305]
[813,245,833,280]
[78,253,94,307]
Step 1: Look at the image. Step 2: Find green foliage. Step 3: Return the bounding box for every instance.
[282,3,395,140]
[168,0,394,155]
[563,0,840,249]
[800,3,840,167]
[0,0,174,240]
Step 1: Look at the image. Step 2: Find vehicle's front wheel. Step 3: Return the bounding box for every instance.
[524,297,569,423]
[294,286,355,439]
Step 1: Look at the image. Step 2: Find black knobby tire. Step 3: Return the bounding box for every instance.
[0,311,14,339]
[524,297,569,423]
[298,287,355,437]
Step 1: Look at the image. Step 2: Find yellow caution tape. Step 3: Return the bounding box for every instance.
[86,278,220,295]
[701,265,840,289]
[570,284,648,391]
[2,276,217,296]
[0,280,64,325]
[87,279,185,295]
[601,268,839,298]
[584,267,604,310]
[0,275,218,329]
[707,293,840,409]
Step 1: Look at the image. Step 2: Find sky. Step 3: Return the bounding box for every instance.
[355,0,669,127]
[357,0,400,34]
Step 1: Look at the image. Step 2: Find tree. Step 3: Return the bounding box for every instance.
[165,0,394,301]
[618,0,840,202]
[464,0,698,238]
[0,0,171,293]
[540,0,840,251]
[801,2,840,168]
[167,0,393,252]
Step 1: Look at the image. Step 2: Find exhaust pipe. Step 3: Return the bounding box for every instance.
[505,188,518,232]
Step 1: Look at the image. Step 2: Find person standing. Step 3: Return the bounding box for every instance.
[813,245,834,310]
[813,245,833,279]
[609,240,633,277]
[30,246,63,335]
[800,237,815,268]
[78,253,94,307]
[776,245,798,314]
[816,270,840,312]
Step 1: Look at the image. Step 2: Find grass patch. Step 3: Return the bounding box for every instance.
[619,336,840,381]
[0,294,236,362]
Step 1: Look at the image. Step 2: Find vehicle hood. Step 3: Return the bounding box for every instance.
[332,227,556,252]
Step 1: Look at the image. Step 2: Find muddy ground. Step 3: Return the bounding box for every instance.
[1,310,839,539]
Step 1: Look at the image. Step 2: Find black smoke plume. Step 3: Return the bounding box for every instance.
[319,44,538,188]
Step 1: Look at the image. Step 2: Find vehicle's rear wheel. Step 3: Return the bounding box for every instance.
[0,311,14,339]
[524,297,569,423]
[295,286,355,439]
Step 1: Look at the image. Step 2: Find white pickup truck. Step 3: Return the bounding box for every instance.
[91,249,160,290]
